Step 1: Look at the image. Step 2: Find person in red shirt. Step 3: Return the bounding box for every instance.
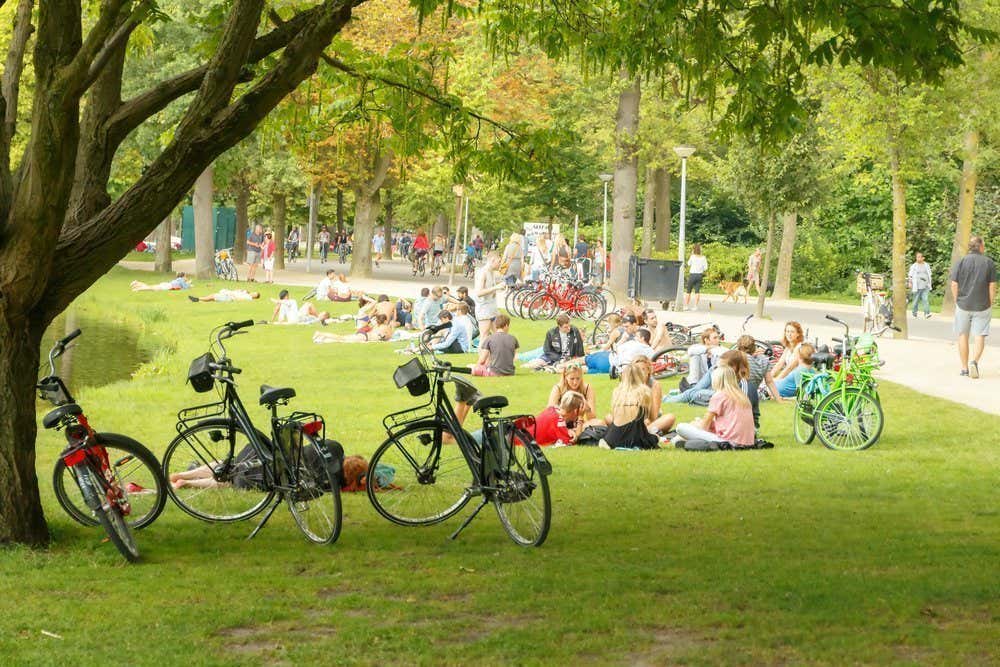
[520,391,587,446]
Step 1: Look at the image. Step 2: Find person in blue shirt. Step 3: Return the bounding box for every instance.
[773,343,815,398]
[422,286,446,327]
[432,310,470,353]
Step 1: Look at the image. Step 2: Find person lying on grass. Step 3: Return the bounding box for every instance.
[130,272,192,291]
[312,313,395,343]
[598,362,675,450]
[672,365,755,448]
[188,289,260,302]
[271,289,332,325]
[472,313,518,376]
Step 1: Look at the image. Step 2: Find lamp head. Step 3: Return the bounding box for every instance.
[673,145,696,159]
[598,173,613,183]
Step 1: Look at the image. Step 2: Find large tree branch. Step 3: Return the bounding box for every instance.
[80,3,151,93]
[0,0,35,225]
[38,0,359,317]
[108,5,324,140]
[64,0,130,95]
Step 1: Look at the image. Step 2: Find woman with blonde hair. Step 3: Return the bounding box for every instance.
[501,233,524,286]
[474,250,505,338]
[674,365,755,447]
[600,363,676,449]
[629,356,664,417]
[547,362,597,420]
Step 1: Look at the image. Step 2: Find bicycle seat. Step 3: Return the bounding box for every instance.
[473,395,509,413]
[259,384,296,406]
[42,403,82,429]
[811,352,835,368]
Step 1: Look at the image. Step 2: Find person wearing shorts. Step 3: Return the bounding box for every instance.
[684,243,708,311]
[245,224,263,282]
[949,236,996,378]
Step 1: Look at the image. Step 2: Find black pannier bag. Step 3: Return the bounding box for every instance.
[187,352,216,393]
[393,358,430,396]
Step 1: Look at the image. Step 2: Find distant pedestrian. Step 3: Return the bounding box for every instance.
[684,243,708,311]
[260,231,276,283]
[318,226,331,263]
[574,236,589,260]
[907,252,932,318]
[373,230,385,268]
[746,248,762,296]
[949,236,996,378]
[246,224,263,282]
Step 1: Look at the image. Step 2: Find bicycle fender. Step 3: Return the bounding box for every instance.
[524,440,552,475]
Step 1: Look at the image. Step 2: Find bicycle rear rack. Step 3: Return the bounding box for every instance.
[382,401,435,433]
[175,401,226,433]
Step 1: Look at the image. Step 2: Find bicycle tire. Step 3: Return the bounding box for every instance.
[596,287,616,312]
[491,429,551,547]
[287,437,343,545]
[366,421,473,526]
[77,463,140,562]
[514,287,538,319]
[573,290,606,321]
[225,262,239,281]
[163,418,276,523]
[813,388,884,451]
[591,313,614,346]
[650,347,690,380]
[53,433,167,530]
[528,293,559,321]
[793,398,816,444]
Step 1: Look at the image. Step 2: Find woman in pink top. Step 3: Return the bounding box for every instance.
[675,366,755,447]
[260,232,277,283]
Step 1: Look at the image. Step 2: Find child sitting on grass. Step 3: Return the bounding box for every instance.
[774,343,816,398]
[673,365,755,448]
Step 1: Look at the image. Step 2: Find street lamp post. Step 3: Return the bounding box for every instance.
[449,184,464,286]
[599,173,613,283]
[672,146,695,311]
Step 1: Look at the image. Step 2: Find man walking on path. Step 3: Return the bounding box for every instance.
[949,236,996,378]
[907,252,932,318]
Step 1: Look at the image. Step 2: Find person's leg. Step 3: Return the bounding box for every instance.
[972,335,986,362]
[921,289,931,316]
[648,413,675,434]
[664,371,712,403]
[676,422,723,442]
[477,318,495,339]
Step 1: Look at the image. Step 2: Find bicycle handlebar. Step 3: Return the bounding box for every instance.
[59,328,82,347]
[228,319,255,331]
[825,315,845,325]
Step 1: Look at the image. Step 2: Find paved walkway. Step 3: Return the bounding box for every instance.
[121,257,1000,416]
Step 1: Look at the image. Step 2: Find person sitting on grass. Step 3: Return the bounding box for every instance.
[130,272,192,291]
[630,355,664,418]
[472,314,518,376]
[453,302,479,347]
[523,391,588,446]
[736,334,785,426]
[773,343,816,398]
[314,269,336,301]
[610,327,655,373]
[430,310,470,354]
[312,313,395,343]
[682,327,725,390]
[271,290,331,325]
[188,289,260,303]
[395,297,414,329]
[522,314,585,370]
[329,273,354,302]
[770,321,805,380]
[547,362,597,420]
[666,348,749,406]
[672,365,755,448]
[412,287,431,328]
[584,313,638,373]
[598,362,676,450]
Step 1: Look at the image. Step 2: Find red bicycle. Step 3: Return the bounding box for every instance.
[525,272,606,321]
[37,330,166,561]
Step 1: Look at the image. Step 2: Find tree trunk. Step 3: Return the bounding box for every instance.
[888,140,908,339]
[193,166,215,279]
[654,167,670,252]
[941,128,978,317]
[0,316,49,546]
[383,190,394,260]
[234,182,249,263]
[754,212,777,318]
[433,212,448,238]
[772,211,798,300]
[154,215,173,273]
[350,187,381,278]
[640,166,655,258]
[609,75,641,297]
[335,187,344,234]
[273,193,286,271]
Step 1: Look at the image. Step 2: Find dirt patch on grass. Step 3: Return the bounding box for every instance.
[624,626,716,666]
[430,613,543,647]
[214,619,338,664]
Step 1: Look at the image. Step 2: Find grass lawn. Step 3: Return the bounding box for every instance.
[3,267,999,665]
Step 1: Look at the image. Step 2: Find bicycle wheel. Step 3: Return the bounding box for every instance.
[793,397,816,444]
[650,347,690,380]
[514,287,538,319]
[527,294,559,321]
[813,388,884,451]
[287,437,343,545]
[573,290,606,321]
[225,262,239,281]
[76,463,140,562]
[491,430,551,547]
[596,287,616,312]
[591,313,614,346]
[163,419,276,523]
[53,433,167,530]
[367,421,472,526]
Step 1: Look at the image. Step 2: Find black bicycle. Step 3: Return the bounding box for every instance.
[38,330,167,561]
[162,320,343,545]
[367,327,552,546]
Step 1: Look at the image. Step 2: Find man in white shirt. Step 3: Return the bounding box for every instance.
[610,328,655,370]
[314,269,336,301]
[907,252,932,318]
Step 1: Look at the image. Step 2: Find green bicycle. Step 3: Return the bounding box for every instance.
[793,315,884,451]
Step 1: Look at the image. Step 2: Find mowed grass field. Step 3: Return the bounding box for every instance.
[2,268,998,666]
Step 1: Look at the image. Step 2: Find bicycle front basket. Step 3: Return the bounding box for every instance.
[393,358,429,396]
[187,352,216,393]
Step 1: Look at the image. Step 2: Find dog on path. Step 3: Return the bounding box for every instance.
[719,281,749,303]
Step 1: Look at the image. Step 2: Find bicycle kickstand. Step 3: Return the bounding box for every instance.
[247,495,282,540]
[449,497,489,541]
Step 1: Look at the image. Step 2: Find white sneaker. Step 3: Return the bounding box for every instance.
[598,439,611,450]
